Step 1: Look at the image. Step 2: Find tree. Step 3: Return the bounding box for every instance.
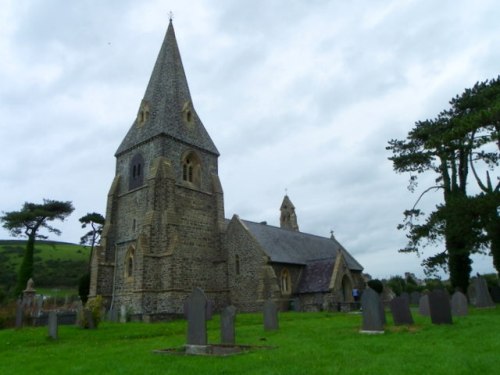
[387,76,500,292]
[0,199,74,296]
[78,212,104,303]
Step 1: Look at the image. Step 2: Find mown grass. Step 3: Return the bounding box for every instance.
[0,307,498,375]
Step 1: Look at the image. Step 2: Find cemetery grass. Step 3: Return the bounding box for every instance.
[1,307,499,375]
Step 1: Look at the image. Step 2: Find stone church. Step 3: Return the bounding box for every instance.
[89,20,364,320]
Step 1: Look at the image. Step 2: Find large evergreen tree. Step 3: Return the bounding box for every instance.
[0,199,74,296]
[387,76,500,291]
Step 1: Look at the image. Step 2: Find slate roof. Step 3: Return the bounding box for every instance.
[116,20,219,157]
[296,259,335,293]
[240,219,363,271]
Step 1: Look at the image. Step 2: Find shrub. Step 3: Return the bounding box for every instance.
[81,295,103,328]
[78,272,90,304]
[367,279,383,294]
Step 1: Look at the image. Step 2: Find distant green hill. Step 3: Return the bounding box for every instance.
[0,240,90,295]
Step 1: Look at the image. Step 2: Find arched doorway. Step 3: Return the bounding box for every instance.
[341,274,353,302]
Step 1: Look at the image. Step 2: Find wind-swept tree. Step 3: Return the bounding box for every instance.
[78,212,104,303]
[387,76,500,291]
[0,199,74,296]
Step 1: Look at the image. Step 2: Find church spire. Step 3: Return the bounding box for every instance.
[116,20,219,157]
[280,195,299,231]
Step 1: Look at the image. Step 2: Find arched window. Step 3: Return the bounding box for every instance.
[129,153,144,190]
[281,268,291,295]
[181,151,201,187]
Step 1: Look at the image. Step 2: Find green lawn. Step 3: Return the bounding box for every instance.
[0,308,498,374]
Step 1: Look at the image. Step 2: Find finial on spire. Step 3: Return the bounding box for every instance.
[330,230,335,239]
[285,188,288,196]
[168,11,174,22]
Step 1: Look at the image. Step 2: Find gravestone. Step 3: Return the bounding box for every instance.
[48,311,58,339]
[107,308,118,322]
[120,305,127,323]
[206,300,214,321]
[418,294,430,316]
[490,286,500,303]
[221,305,236,345]
[473,277,495,308]
[428,290,452,324]
[450,291,468,316]
[390,296,414,325]
[400,292,410,305]
[263,299,279,331]
[360,288,384,333]
[186,288,207,346]
[410,291,421,305]
[84,309,96,329]
[15,299,24,329]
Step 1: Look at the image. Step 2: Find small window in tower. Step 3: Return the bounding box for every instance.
[186,110,192,122]
[181,152,201,187]
[129,153,145,190]
[281,268,291,295]
[126,247,135,279]
[132,218,136,231]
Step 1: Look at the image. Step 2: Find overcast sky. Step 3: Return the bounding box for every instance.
[1,0,499,280]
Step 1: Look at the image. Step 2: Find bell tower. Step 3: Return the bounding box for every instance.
[280,195,299,231]
[90,19,227,319]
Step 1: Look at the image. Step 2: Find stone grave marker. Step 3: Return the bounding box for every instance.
[390,296,414,325]
[120,305,127,323]
[186,288,207,346]
[400,292,410,305]
[410,291,421,305]
[428,289,452,325]
[360,288,384,333]
[15,298,24,329]
[418,294,430,316]
[473,277,495,308]
[263,299,279,331]
[48,311,58,339]
[220,305,236,345]
[490,285,500,303]
[450,291,468,316]
[84,309,96,329]
[107,308,118,322]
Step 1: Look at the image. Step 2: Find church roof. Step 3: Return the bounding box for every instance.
[296,259,335,293]
[240,219,363,271]
[116,20,219,156]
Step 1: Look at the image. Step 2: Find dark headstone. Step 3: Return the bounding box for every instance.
[390,296,414,325]
[490,285,500,303]
[418,294,430,316]
[263,299,279,331]
[473,277,495,308]
[48,311,58,339]
[428,290,452,325]
[400,292,410,305]
[84,309,96,329]
[186,288,207,346]
[410,291,421,305]
[220,305,236,345]
[450,291,468,316]
[15,299,24,329]
[360,288,384,333]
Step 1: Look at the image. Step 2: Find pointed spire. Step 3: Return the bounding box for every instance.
[116,20,219,157]
[280,195,299,231]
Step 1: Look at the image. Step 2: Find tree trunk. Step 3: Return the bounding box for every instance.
[15,234,35,296]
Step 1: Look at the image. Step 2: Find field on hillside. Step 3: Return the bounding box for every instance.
[0,240,89,295]
[0,308,499,375]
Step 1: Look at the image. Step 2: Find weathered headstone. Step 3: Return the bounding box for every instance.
[120,305,127,323]
[400,292,410,305]
[84,309,96,329]
[221,305,236,345]
[473,277,495,308]
[15,299,24,329]
[418,294,430,316]
[410,291,421,305]
[48,311,58,339]
[360,288,384,333]
[390,296,414,325]
[186,288,207,346]
[428,290,452,325]
[107,308,118,322]
[450,291,468,316]
[490,285,500,303]
[263,299,279,331]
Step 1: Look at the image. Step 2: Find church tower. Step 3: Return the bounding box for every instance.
[89,20,227,319]
[280,195,299,231]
